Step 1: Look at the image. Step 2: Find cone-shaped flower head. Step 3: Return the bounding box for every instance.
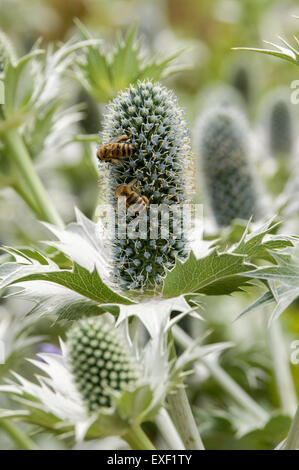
[197,107,257,227]
[231,64,251,104]
[0,30,15,75]
[99,81,193,292]
[268,97,294,157]
[67,317,140,413]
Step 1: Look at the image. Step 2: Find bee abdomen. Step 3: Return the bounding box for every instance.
[127,193,140,207]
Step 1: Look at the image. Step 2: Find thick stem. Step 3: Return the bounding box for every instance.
[123,425,156,450]
[284,405,299,450]
[172,325,269,424]
[13,182,40,216]
[4,128,64,228]
[166,330,204,450]
[167,387,205,450]
[268,320,297,416]
[0,419,38,450]
[155,408,185,450]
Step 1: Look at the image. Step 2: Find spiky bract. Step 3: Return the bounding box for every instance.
[198,108,257,227]
[67,317,139,413]
[100,81,193,291]
[0,30,14,74]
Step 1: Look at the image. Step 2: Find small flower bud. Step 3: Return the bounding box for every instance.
[67,317,139,413]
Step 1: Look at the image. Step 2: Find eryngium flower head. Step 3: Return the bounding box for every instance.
[231,64,251,104]
[268,97,294,157]
[67,317,139,413]
[197,107,257,227]
[0,30,15,75]
[99,81,193,292]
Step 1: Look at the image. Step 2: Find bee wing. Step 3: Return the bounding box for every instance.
[110,136,122,143]
[128,178,138,188]
[110,135,130,144]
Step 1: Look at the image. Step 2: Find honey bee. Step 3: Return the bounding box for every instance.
[97,135,133,164]
[115,179,149,213]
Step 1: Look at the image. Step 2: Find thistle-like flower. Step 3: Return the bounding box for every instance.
[0,312,199,442]
[268,96,294,158]
[67,316,140,412]
[99,81,193,292]
[231,64,251,104]
[196,107,258,228]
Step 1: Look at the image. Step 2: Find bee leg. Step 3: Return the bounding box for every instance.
[142,196,149,208]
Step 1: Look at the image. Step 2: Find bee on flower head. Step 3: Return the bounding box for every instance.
[97,135,134,164]
[115,179,149,214]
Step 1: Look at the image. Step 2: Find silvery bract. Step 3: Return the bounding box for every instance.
[0,29,15,75]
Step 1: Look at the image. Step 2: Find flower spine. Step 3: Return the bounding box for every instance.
[99,81,193,292]
[67,317,139,413]
[198,107,257,227]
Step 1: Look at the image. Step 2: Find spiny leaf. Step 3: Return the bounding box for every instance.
[0,260,133,306]
[163,220,292,298]
[3,50,44,118]
[238,244,299,322]
[234,34,299,66]
[13,263,133,304]
[75,20,185,103]
[163,250,253,297]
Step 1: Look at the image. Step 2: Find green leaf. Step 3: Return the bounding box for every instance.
[0,210,135,320]
[163,250,253,297]
[238,244,299,322]
[11,263,132,305]
[3,50,44,118]
[163,219,293,298]
[239,414,291,450]
[234,35,299,66]
[111,23,142,90]
[75,21,185,103]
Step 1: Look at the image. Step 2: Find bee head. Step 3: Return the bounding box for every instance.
[115,184,130,197]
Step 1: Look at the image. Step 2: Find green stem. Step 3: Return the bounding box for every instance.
[13,182,40,216]
[284,405,299,450]
[167,387,205,450]
[167,330,204,450]
[123,425,156,450]
[4,128,64,228]
[172,325,269,424]
[268,319,297,416]
[155,408,185,450]
[0,419,38,450]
